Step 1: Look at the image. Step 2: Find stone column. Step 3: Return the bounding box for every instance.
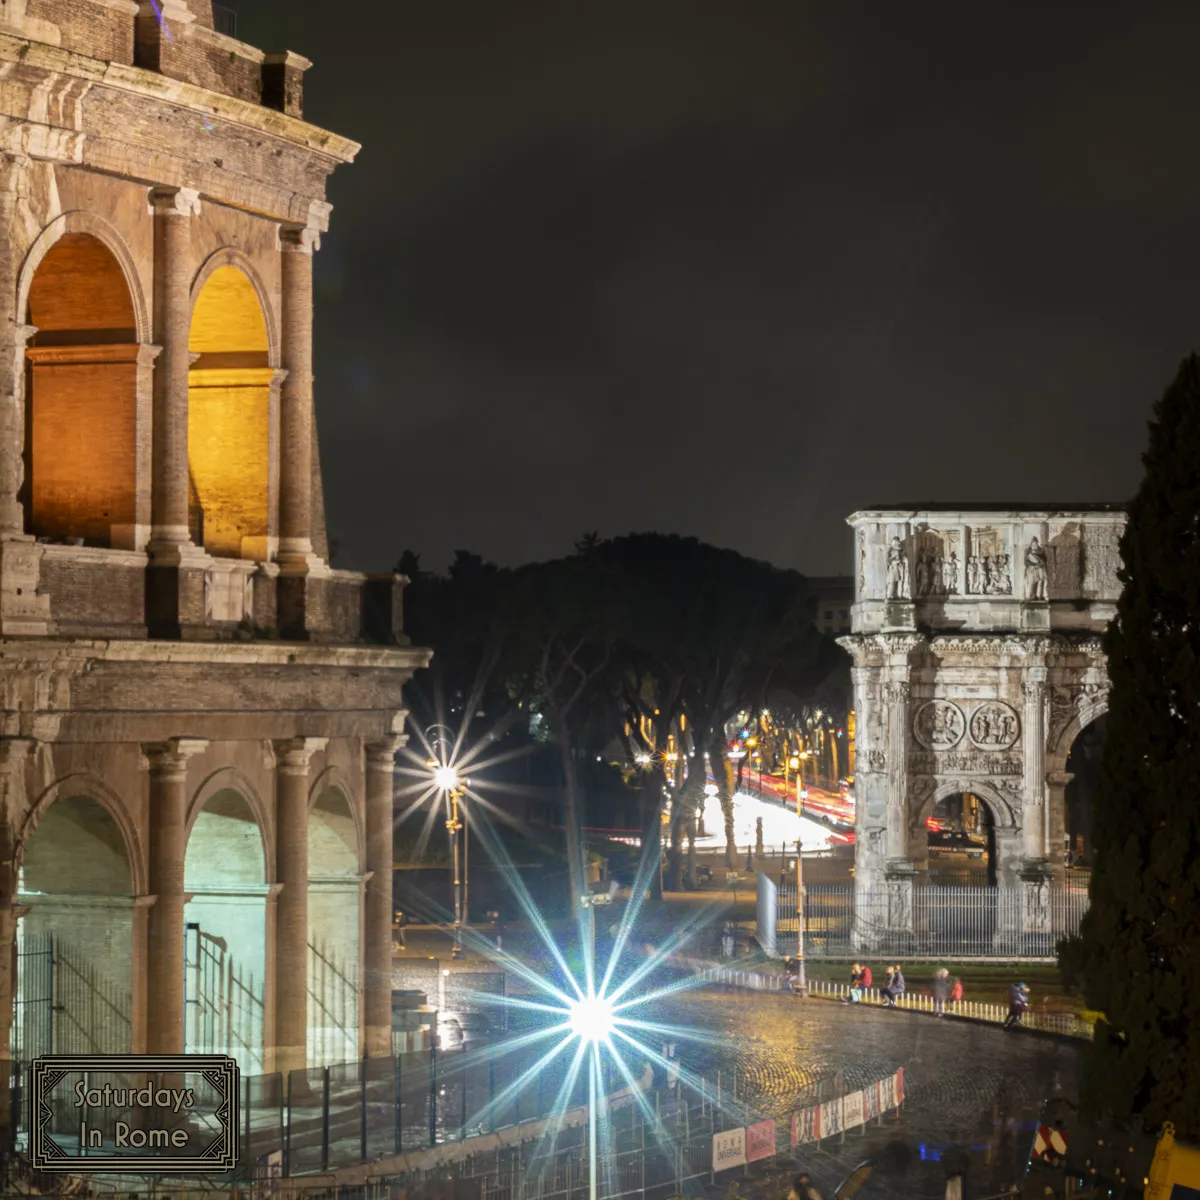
[0,739,31,1146]
[364,737,402,1056]
[0,155,28,537]
[1046,770,1073,885]
[884,680,910,859]
[274,737,325,1078]
[276,226,327,639]
[1021,676,1048,862]
[147,188,208,637]
[144,739,207,1054]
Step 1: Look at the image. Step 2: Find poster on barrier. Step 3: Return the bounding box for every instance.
[879,1073,896,1112]
[820,1098,844,1137]
[862,1083,879,1123]
[713,1127,747,1170]
[791,1105,820,1147]
[746,1119,776,1162]
[842,1089,865,1129]
[895,1067,905,1105]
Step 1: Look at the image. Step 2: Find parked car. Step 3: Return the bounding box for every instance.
[929,829,985,858]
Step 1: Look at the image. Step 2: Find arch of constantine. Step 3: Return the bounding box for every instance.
[0,0,430,1134]
[841,504,1124,947]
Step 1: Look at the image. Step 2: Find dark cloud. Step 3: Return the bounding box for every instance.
[239,1,1198,574]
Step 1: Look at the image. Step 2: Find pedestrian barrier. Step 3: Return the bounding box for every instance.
[701,966,1094,1039]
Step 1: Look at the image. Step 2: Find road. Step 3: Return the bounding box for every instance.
[651,988,1080,1200]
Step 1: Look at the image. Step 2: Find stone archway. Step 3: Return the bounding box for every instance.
[184,788,269,1075]
[16,794,136,1058]
[307,786,361,1066]
[843,505,1124,944]
[21,227,153,548]
[187,261,280,559]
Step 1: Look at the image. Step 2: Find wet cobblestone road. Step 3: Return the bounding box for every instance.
[654,989,1081,1200]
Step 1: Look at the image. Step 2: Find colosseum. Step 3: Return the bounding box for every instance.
[0,0,428,1135]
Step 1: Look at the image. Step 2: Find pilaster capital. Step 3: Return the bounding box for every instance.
[142,738,208,778]
[365,736,404,770]
[884,680,911,703]
[1021,679,1047,703]
[280,224,321,254]
[274,737,328,775]
[1045,770,1074,788]
[268,367,290,393]
[149,187,201,219]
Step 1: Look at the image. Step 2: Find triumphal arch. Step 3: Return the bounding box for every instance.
[0,0,428,1130]
[841,505,1124,942]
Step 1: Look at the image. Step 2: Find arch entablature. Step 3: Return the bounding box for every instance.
[187,765,274,879]
[17,211,152,344]
[17,772,147,895]
[190,247,281,368]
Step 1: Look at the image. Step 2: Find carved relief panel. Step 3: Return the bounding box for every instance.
[913,528,961,598]
[968,700,1020,750]
[965,526,1012,595]
[1082,525,1122,598]
[912,700,965,750]
[1047,522,1082,599]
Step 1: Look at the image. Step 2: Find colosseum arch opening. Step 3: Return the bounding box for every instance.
[184,788,268,1075]
[188,264,275,559]
[15,795,135,1060]
[23,233,142,548]
[308,787,361,1067]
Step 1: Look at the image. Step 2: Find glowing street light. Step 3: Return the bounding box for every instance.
[568,994,615,1043]
[432,752,468,960]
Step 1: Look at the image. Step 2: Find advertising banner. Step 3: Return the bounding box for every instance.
[879,1073,896,1111]
[820,1098,844,1138]
[791,1105,820,1147]
[862,1082,879,1123]
[713,1127,747,1171]
[842,1089,865,1130]
[746,1119,776,1162]
[895,1067,905,1105]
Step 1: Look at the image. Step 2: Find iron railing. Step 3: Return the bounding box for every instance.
[770,882,1090,959]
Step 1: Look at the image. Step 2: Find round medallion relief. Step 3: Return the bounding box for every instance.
[912,700,965,750]
[968,701,1020,750]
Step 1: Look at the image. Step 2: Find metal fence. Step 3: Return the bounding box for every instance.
[767,882,1091,960]
[701,966,1095,1039]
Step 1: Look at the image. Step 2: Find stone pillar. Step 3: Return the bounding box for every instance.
[147,188,209,637]
[0,739,31,1147]
[0,155,28,536]
[276,226,327,639]
[274,737,325,1078]
[884,680,910,859]
[1046,769,1073,885]
[144,739,207,1054]
[1021,676,1048,862]
[364,737,401,1056]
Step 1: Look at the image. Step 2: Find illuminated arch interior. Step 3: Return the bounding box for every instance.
[308,788,361,1066]
[184,788,268,1073]
[188,265,273,558]
[17,795,134,1055]
[24,233,139,545]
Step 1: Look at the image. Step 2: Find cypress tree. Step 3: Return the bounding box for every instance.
[1060,355,1200,1138]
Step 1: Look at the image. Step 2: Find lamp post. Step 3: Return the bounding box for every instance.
[793,837,808,997]
[432,762,468,960]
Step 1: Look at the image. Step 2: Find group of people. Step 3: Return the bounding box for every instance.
[840,963,964,1013]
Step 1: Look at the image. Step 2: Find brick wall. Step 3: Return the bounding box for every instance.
[40,548,147,632]
[26,0,136,64]
[29,356,139,543]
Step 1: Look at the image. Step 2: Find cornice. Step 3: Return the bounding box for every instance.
[0,32,361,164]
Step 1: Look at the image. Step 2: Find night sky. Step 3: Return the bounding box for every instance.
[235,2,1200,577]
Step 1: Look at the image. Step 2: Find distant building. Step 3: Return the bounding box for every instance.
[807,575,855,636]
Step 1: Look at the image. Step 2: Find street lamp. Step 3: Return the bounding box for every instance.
[431,760,468,960]
[576,892,614,1200]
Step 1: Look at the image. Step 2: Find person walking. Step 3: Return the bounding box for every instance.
[1003,981,1030,1029]
[933,967,950,1017]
